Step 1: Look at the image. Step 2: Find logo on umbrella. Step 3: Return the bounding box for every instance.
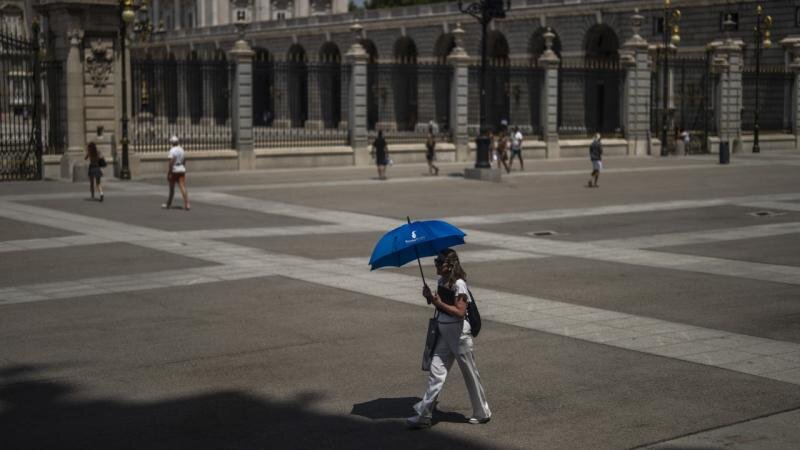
[405,230,425,244]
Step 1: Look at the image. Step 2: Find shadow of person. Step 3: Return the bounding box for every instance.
[0,365,495,450]
[351,397,468,425]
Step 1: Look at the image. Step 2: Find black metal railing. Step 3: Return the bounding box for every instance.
[131,57,235,152]
[558,58,624,137]
[742,65,793,133]
[252,57,350,148]
[0,26,41,180]
[367,62,452,144]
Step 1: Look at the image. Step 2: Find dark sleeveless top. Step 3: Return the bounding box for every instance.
[436,284,461,323]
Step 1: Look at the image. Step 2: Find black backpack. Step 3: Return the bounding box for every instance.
[466,289,482,337]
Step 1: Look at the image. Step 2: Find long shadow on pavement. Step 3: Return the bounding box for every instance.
[0,365,498,450]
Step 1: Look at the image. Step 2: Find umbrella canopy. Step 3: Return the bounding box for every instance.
[369,219,466,270]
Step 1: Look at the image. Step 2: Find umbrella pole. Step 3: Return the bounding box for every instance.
[407,216,428,289]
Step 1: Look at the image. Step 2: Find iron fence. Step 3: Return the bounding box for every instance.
[651,55,717,152]
[558,58,624,137]
[367,62,452,144]
[252,56,350,148]
[742,65,793,133]
[467,62,544,137]
[0,27,41,180]
[131,57,235,152]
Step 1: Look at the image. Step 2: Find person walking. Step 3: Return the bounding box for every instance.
[508,126,524,171]
[372,130,389,180]
[407,248,491,429]
[587,133,603,188]
[84,142,104,202]
[425,128,440,176]
[679,128,690,155]
[496,131,511,174]
[162,135,191,210]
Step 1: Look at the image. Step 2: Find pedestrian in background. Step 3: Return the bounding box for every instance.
[84,142,104,202]
[425,127,440,176]
[508,126,524,171]
[407,248,491,429]
[162,135,191,210]
[496,131,511,174]
[372,130,389,180]
[587,133,603,188]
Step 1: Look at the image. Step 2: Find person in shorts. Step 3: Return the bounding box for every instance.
[84,142,104,202]
[425,127,440,176]
[162,136,191,210]
[588,133,603,188]
[508,126,524,171]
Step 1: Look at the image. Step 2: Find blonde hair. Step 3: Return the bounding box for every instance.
[439,248,467,289]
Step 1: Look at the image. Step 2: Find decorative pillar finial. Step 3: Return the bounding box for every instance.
[631,8,644,38]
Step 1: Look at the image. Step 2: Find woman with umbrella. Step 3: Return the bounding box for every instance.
[407,248,491,429]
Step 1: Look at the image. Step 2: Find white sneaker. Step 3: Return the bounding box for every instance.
[468,416,491,425]
[406,415,431,429]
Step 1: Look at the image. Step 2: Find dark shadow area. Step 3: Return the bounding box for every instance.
[447,172,465,178]
[351,396,467,425]
[0,365,497,450]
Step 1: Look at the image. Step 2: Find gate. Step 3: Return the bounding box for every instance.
[652,55,716,153]
[0,23,42,181]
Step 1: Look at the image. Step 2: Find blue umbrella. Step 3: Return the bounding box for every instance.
[369,217,466,286]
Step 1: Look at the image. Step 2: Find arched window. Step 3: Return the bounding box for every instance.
[583,24,621,133]
[393,37,418,131]
[486,30,510,131]
[318,42,341,129]
[211,49,229,125]
[287,44,308,128]
[186,50,203,124]
[360,39,379,130]
[253,48,274,126]
[432,33,456,131]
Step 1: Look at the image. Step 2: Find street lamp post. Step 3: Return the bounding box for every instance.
[660,0,681,156]
[119,0,135,179]
[752,3,773,153]
[458,0,510,169]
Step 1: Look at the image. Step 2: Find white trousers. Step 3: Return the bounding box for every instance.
[413,321,491,420]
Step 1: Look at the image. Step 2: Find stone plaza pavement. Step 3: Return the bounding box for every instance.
[2,153,800,449]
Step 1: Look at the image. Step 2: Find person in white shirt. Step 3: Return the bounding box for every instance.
[162,136,191,211]
[509,126,524,171]
[407,248,491,429]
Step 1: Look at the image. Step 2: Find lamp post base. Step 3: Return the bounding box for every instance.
[474,134,492,168]
[464,167,502,182]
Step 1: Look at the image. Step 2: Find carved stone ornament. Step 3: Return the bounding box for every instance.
[85,39,114,90]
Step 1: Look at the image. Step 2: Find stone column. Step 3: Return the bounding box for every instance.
[347,23,369,166]
[448,24,469,162]
[620,9,650,156]
[61,29,86,180]
[711,37,745,153]
[538,28,560,159]
[231,38,255,170]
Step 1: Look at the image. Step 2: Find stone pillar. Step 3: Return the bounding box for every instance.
[538,28,560,159]
[174,0,181,30]
[61,29,86,180]
[347,23,369,166]
[448,24,469,162]
[620,9,650,156]
[711,37,745,153]
[231,38,255,170]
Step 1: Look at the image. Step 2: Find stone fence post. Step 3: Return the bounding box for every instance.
[711,37,744,153]
[448,24,469,162]
[538,28,560,159]
[620,9,650,156]
[347,23,370,166]
[230,38,255,170]
[61,29,86,180]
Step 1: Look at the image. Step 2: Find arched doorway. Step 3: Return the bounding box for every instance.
[253,48,273,126]
[393,36,418,131]
[211,49,229,125]
[432,33,456,131]
[318,42,341,129]
[186,50,203,124]
[360,39,379,130]
[287,44,308,128]
[583,24,621,134]
[486,30,510,131]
